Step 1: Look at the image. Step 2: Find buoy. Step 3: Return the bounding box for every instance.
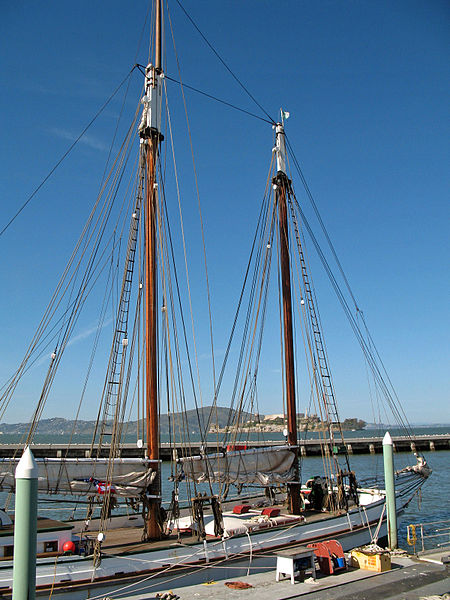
[62,541,76,554]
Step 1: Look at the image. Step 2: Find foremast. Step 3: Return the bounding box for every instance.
[273,120,301,514]
[139,0,164,540]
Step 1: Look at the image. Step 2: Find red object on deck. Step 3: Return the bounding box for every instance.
[62,541,76,554]
[261,507,280,518]
[226,444,247,451]
[233,504,251,514]
[307,540,346,575]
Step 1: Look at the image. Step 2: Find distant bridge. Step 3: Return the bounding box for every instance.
[0,434,448,460]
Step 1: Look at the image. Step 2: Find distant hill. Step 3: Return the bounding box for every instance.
[0,406,255,437]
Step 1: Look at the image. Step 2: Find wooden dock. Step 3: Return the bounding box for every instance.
[0,434,448,460]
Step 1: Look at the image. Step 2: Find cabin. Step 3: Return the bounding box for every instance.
[0,510,73,559]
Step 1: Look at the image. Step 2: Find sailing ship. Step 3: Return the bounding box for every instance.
[0,2,431,597]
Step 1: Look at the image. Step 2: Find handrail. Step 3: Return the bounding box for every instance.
[407,519,450,553]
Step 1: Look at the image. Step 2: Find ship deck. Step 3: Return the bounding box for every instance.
[81,505,345,555]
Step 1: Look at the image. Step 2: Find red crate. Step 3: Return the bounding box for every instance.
[233,504,251,514]
[262,507,280,518]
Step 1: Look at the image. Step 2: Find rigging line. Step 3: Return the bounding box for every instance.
[239,223,274,432]
[64,259,116,458]
[23,134,137,442]
[358,309,408,414]
[285,134,360,311]
[230,210,274,447]
[293,195,414,437]
[287,198,324,445]
[117,219,146,440]
[275,188,287,423]
[166,5,216,403]
[173,0,275,125]
[282,140,414,437]
[58,129,138,358]
[49,130,136,390]
[0,223,123,419]
[121,291,144,440]
[157,174,207,496]
[70,161,142,447]
[0,67,136,239]
[212,155,275,437]
[158,172,211,469]
[92,514,314,600]
[358,310,385,434]
[226,189,276,439]
[99,0,150,195]
[203,185,266,434]
[159,117,205,432]
[96,179,141,443]
[287,190,351,473]
[0,226,123,421]
[160,155,199,461]
[163,75,272,124]
[223,183,271,433]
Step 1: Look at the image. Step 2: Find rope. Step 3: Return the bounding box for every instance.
[0,67,137,238]
[166,5,217,414]
[163,74,272,124]
[290,193,416,438]
[217,157,276,439]
[285,135,417,442]
[246,531,253,576]
[47,554,60,600]
[372,502,387,544]
[174,0,275,125]
[0,102,141,428]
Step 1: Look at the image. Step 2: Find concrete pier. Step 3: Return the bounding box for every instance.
[0,434,448,460]
[113,546,450,600]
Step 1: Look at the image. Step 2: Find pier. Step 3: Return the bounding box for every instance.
[0,434,448,460]
[118,545,450,600]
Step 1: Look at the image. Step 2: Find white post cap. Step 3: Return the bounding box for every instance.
[15,446,38,480]
[383,431,393,445]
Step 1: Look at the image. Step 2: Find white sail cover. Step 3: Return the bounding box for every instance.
[180,445,296,486]
[0,457,156,497]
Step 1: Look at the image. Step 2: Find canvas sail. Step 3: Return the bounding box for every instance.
[0,457,156,497]
[179,445,296,485]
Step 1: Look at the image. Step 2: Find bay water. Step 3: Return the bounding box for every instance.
[0,426,448,550]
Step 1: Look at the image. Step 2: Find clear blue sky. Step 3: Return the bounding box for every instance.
[0,1,448,425]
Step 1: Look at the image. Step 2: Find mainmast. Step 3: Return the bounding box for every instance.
[273,120,301,515]
[139,0,164,540]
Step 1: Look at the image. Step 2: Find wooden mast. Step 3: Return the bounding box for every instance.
[274,121,301,515]
[141,0,163,540]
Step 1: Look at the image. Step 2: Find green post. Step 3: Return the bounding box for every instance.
[12,447,38,600]
[383,431,398,549]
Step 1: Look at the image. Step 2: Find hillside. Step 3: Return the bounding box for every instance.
[0,406,254,437]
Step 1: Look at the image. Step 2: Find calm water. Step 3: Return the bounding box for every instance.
[1,428,448,550]
[1,425,449,445]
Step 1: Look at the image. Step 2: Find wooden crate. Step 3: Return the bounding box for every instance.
[350,550,391,572]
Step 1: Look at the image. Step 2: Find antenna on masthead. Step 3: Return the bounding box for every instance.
[275,109,289,176]
[155,0,162,70]
[138,0,163,139]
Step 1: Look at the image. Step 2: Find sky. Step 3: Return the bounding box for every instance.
[0,1,449,426]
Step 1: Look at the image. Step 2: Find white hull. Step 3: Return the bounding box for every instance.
[0,496,390,599]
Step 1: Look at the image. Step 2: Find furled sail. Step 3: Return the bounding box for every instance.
[179,445,296,485]
[0,457,156,497]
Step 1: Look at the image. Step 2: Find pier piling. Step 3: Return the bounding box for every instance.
[12,447,38,600]
[383,431,398,549]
